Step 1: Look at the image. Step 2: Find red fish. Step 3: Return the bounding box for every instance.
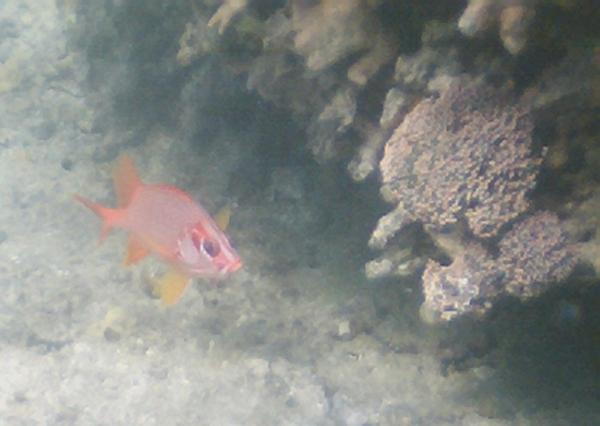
[75,154,242,305]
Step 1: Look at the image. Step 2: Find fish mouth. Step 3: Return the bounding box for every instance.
[221,259,242,274]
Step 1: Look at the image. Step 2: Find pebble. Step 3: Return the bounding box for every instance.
[337,320,353,340]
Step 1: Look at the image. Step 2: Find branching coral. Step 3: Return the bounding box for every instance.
[458,0,536,55]
[348,123,388,182]
[208,0,248,35]
[347,31,397,87]
[177,0,399,170]
[177,15,216,66]
[291,0,372,72]
[307,88,357,162]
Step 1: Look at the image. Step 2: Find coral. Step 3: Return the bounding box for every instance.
[169,1,595,323]
[347,122,387,182]
[208,0,248,35]
[307,88,357,162]
[420,243,503,322]
[371,76,540,249]
[522,49,600,112]
[379,87,412,131]
[291,0,372,72]
[366,76,584,322]
[458,0,536,55]
[191,0,400,169]
[350,22,462,183]
[566,192,600,274]
[420,211,578,322]
[393,22,462,91]
[347,31,397,87]
[365,247,423,280]
[176,15,217,66]
[498,212,577,298]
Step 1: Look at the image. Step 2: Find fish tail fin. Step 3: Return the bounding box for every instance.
[113,154,142,208]
[74,194,121,243]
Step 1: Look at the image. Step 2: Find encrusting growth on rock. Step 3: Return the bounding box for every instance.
[370,76,578,322]
[498,212,577,299]
[420,212,577,322]
[374,77,540,247]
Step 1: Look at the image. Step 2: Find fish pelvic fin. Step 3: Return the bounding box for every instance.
[74,194,122,243]
[152,269,190,305]
[123,234,150,266]
[113,154,142,208]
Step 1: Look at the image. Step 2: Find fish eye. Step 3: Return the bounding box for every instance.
[201,238,220,258]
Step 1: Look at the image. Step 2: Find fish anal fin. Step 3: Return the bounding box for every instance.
[214,205,231,231]
[123,235,150,266]
[113,154,142,208]
[152,269,190,305]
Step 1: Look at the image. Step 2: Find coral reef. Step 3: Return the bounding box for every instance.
[158,0,598,323]
[177,0,404,165]
[172,0,597,193]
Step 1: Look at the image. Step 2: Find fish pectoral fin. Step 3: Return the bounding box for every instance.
[123,235,150,266]
[152,269,190,305]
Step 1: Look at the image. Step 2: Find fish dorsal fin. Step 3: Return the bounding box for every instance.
[123,234,150,266]
[214,205,231,231]
[113,154,142,208]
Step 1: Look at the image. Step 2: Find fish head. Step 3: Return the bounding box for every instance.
[175,221,242,277]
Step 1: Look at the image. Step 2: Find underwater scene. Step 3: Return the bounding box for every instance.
[1,0,599,424]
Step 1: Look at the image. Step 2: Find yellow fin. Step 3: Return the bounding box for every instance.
[214,205,231,231]
[152,269,190,305]
[123,234,150,266]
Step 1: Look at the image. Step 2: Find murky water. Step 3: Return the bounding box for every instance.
[1,1,599,425]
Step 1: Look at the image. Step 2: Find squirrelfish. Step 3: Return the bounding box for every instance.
[75,154,242,304]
